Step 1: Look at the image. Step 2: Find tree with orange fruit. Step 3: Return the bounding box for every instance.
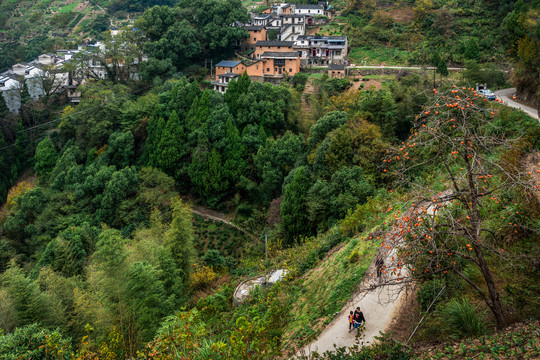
[375,85,539,330]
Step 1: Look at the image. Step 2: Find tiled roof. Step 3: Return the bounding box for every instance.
[256,40,295,47]
[328,64,345,70]
[216,60,241,67]
[297,35,347,41]
[295,4,323,9]
[245,25,264,31]
[261,51,299,58]
[219,72,240,78]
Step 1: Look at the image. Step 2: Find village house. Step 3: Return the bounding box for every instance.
[254,40,295,59]
[240,25,268,52]
[293,35,348,66]
[328,63,346,78]
[260,51,300,77]
[212,50,301,93]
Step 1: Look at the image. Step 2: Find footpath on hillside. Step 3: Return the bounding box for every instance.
[298,200,442,357]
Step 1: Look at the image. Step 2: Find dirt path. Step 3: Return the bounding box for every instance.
[298,200,442,357]
[495,88,539,121]
[190,207,258,240]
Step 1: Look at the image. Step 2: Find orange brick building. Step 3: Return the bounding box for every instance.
[213,52,301,93]
[254,40,295,59]
[240,26,267,52]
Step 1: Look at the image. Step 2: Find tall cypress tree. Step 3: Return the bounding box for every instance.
[20,82,31,105]
[155,111,188,181]
[165,197,195,289]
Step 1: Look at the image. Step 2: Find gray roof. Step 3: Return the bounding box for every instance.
[219,72,240,78]
[297,35,346,41]
[216,60,241,67]
[261,51,299,58]
[328,64,345,70]
[281,14,305,18]
[295,4,323,9]
[245,25,264,31]
[256,40,295,47]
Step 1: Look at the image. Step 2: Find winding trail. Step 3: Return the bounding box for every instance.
[298,200,443,357]
[495,88,539,121]
[190,207,258,241]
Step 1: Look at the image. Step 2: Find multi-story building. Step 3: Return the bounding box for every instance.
[212,51,301,93]
[293,35,348,66]
[254,40,295,59]
[240,25,268,52]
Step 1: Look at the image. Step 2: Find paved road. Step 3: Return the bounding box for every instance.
[348,65,464,71]
[495,88,539,121]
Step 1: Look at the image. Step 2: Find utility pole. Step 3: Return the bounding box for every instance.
[265,228,268,261]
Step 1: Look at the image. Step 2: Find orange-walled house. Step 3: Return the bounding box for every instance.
[259,52,300,77]
[328,63,346,78]
[212,53,301,93]
[254,40,295,59]
[240,26,267,52]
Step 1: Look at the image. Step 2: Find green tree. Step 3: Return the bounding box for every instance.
[464,38,480,60]
[103,131,134,168]
[280,166,312,241]
[0,323,72,360]
[308,166,374,231]
[1,263,65,328]
[125,261,170,342]
[223,119,247,189]
[165,198,195,289]
[20,82,31,104]
[34,138,58,181]
[254,132,304,203]
[307,111,348,150]
[143,116,165,166]
[154,110,189,182]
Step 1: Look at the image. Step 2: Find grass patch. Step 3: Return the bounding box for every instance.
[348,46,411,66]
[58,0,80,13]
[362,74,396,80]
[283,231,380,347]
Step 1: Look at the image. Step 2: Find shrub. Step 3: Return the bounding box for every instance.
[442,298,486,338]
[348,250,360,263]
[191,265,217,291]
[417,279,447,311]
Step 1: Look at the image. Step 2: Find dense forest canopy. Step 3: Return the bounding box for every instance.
[0,0,539,359]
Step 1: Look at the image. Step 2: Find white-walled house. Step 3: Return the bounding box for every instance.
[0,73,22,113]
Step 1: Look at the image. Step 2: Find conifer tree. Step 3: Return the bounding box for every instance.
[34,137,58,182]
[145,116,165,167]
[165,198,194,289]
[155,111,189,183]
[20,82,31,105]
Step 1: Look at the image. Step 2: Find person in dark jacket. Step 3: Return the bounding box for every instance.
[352,307,365,334]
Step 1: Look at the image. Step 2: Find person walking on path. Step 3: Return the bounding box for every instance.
[375,256,384,278]
[352,307,366,335]
[348,311,354,332]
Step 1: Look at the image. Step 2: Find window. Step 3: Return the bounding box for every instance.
[267,68,270,71]
[275,68,277,72]
[289,68,292,72]
[254,37,256,41]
